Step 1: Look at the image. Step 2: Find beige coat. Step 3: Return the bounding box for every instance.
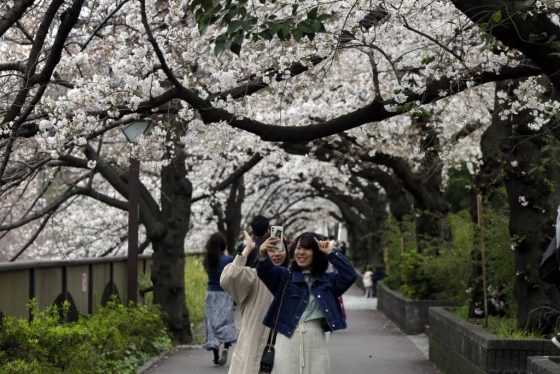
[220,254,273,374]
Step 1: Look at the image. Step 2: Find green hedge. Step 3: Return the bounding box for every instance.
[0,299,171,373]
[383,206,513,311]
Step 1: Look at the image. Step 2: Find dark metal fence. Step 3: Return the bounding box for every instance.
[0,255,152,320]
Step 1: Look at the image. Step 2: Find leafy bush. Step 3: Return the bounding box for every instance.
[0,298,172,373]
[382,210,474,302]
[381,202,514,314]
[383,213,417,293]
[478,203,515,315]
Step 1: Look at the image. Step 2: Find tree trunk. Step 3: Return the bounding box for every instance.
[224,175,245,253]
[151,124,193,344]
[467,80,511,318]
[501,78,560,331]
[414,121,450,253]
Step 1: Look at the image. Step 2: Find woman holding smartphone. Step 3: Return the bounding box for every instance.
[220,231,289,374]
[256,232,357,374]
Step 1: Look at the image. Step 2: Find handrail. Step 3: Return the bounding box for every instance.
[0,254,153,272]
[0,255,154,320]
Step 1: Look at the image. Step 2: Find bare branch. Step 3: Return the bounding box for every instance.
[75,187,129,211]
[9,210,55,262]
[0,0,35,38]
[192,153,264,202]
[81,0,132,51]
[0,174,89,231]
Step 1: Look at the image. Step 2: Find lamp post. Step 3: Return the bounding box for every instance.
[122,120,154,305]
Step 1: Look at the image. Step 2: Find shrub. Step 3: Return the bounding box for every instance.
[0,298,171,373]
[472,200,515,316]
[381,203,514,313]
[383,213,417,293]
[382,210,473,302]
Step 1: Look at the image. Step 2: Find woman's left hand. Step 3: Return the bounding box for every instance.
[314,237,333,254]
[241,230,255,258]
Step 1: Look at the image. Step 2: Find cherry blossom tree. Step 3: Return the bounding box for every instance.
[2,0,559,336]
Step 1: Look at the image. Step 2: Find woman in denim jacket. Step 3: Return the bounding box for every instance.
[256,232,357,374]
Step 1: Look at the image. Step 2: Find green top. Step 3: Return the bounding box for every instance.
[300,270,325,322]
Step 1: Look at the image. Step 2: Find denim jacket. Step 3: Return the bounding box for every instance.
[256,250,357,338]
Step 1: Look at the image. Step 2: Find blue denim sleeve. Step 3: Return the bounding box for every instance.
[326,250,358,296]
[256,255,287,294]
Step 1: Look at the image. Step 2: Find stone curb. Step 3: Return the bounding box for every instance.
[137,345,205,373]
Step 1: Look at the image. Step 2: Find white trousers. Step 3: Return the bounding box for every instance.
[272,319,330,374]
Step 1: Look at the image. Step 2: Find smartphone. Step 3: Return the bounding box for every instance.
[270,226,284,251]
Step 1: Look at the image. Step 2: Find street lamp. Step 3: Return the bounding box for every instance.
[122,120,155,143]
[122,120,154,305]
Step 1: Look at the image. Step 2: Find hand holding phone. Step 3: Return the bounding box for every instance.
[270,226,284,251]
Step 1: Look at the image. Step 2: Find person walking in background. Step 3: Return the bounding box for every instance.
[339,241,348,256]
[220,231,290,374]
[237,215,269,268]
[203,232,238,366]
[363,266,374,298]
[257,232,357,374]
[371,265,388,298]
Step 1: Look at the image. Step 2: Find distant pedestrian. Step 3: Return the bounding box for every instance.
[339,241,348,256]
[257,232,357,374]
[203,232,238,366]
[237,215,269,268]
[363,266,374,298]
[220,231,290,374]
[371,265,388,298]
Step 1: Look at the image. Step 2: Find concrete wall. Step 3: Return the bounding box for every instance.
[429,307,558,374]
[377,282,460,334]
[527,357,560,374]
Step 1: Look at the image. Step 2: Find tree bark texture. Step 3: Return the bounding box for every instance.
[151,124,193,343]
[224,175,245,253]
[467,81,511,318]
[412,120,451,253]
[500,78,560,331]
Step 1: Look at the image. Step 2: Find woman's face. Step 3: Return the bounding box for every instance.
[294,240,314,269]
[267,245,287,266]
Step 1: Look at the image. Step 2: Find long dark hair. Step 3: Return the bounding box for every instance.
[290,232,329,277]
[204,232,227,271]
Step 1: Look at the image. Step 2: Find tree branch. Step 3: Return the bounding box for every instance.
[0,0,35,38]
[9,210,55,262]
[82,144,165,240]
[192,153,264,202]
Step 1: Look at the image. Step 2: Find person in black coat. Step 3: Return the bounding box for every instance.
[236,215,269,268]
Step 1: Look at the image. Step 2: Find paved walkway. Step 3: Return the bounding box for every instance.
[146,285,439,374]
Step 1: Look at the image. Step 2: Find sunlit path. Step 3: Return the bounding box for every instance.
[145,284,439,374]
[342,293,378,311]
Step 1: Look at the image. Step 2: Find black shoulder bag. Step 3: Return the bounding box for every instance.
[259,271,290,374]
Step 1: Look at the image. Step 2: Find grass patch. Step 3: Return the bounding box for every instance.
[185,254,207,344]
[452,305,552,340]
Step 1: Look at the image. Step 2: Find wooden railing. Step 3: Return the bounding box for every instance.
[0,255,153,320]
